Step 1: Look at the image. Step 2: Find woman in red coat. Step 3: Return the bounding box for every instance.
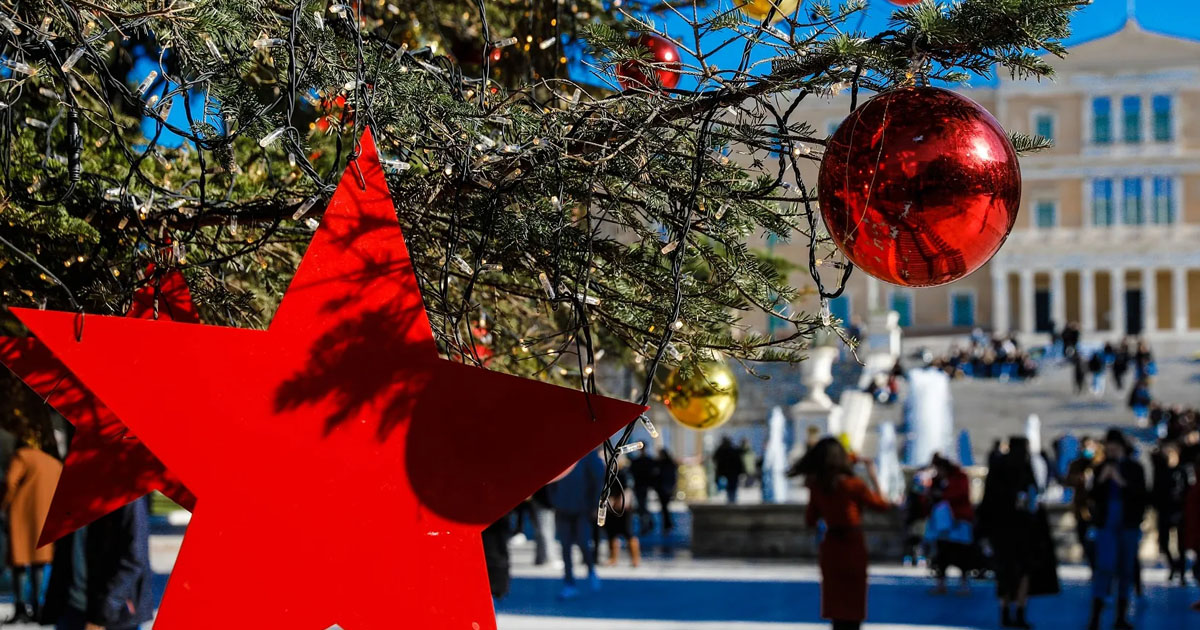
[795,438,893,630]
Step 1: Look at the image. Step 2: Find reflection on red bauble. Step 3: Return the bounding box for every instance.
[817,86,1021,287]
[617,34,682,91]
[888,0,923,6]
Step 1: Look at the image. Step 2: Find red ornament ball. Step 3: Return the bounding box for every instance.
[888,0,923,5]
[617,34,682,91]
[817,86,1021,287]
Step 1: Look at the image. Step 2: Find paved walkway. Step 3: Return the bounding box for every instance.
[496,546,1200,629]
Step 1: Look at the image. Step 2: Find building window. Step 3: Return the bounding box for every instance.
[1122,178,1144,225]
[1092,97,1112,145]
[1153,95,1173,142]
[950,292,976,327]
[1034,200,1057,229]
[1121,95,1141,143]
[1092,179,1115,226]
[1034,112,1055,142]
[890,291,913,328]
[1153,176,1176,225]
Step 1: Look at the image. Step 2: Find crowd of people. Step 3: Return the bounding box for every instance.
[922,329,1041,382]
[483,446,680,601]
[800,427,1200,630]
[1070,338,1159,423]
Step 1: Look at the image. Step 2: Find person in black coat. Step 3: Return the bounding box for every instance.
[43,497,153,630]
[977,437,1058,630]
[1151,442,1189,584]
[481,513,512,600]
[1087,429,1148,630]
[653,449,678,535]
[629,450,657,535]
[713,437,746,504]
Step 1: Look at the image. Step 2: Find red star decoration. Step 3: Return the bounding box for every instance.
[12,128,645,630]
[0,267,197,547]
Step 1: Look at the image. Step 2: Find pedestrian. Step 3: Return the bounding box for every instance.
[653,449,678,536]
[1185,450,1200,612]
[629,450,657,535]
[792,437,892,630]
[1128,378,1152,427]
[925,454,977,595]
[1151,442,1188,585]
[547,448,605,599]
[739,438,758,489]
[41,497,152,630]
[528,486,557,566]
[977,437,1059,629]
[1066,437,1103,568]
[1111,340,1130,390]
[601,468,641,568]
[1073,353,1088,395]
[481,513,512,600]
[713,437,746,504]
[4,440,63,623]
[1088,352,1106,396]
[1087,429,1148,630]
[1062,322,1081,358]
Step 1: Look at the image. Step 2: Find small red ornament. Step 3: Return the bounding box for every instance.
[0,267,197,546]
[315,94,349,133]
[817,86,1020,287]
[489,46,502,63]
[617,34,682,91]
[12,128,645,630]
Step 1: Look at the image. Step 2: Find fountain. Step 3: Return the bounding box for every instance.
[761,407,790,503]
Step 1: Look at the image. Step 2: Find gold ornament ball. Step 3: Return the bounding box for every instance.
[658,360,739,430]
[738,0,801,22]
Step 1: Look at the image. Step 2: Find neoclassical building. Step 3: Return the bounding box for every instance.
[770,20,1200,339]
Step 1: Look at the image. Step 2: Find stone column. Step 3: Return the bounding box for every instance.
[1019,269,1035,334]
[1080,268,1097,333]
[991,267,1010,333]
[1050,269,1067,331]
[1141,267,1157,334]
[1173,266,1189,333]
[1111,268,1126,336]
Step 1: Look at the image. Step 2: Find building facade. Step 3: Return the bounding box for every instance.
[769,21,1200,339]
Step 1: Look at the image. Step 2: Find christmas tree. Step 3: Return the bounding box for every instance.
[1,0,1080,392]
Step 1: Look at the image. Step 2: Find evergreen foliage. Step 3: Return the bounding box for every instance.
[0,0,1081,391]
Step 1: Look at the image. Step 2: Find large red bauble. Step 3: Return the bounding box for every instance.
[617,34,682,91]
[817,86,1021,287]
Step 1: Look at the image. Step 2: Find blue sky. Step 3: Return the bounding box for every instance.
[634,0,1200,91]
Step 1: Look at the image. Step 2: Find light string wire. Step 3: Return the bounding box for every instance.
[0,0,1085,514]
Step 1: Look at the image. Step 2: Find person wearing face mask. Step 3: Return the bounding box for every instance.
[1087,429,1148,630]
[1067,436,1103,568]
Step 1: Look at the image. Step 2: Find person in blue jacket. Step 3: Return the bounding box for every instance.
[547,448,605,600]
[43,497,154,630]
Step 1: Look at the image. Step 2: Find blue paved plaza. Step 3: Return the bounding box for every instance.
[497,561,1199,629]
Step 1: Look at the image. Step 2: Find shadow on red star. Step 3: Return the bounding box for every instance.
[11,128,645,629]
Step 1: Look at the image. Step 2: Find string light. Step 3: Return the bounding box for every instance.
[134,71,157,97]
[616,441,644,455]
[60,48,85,72]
